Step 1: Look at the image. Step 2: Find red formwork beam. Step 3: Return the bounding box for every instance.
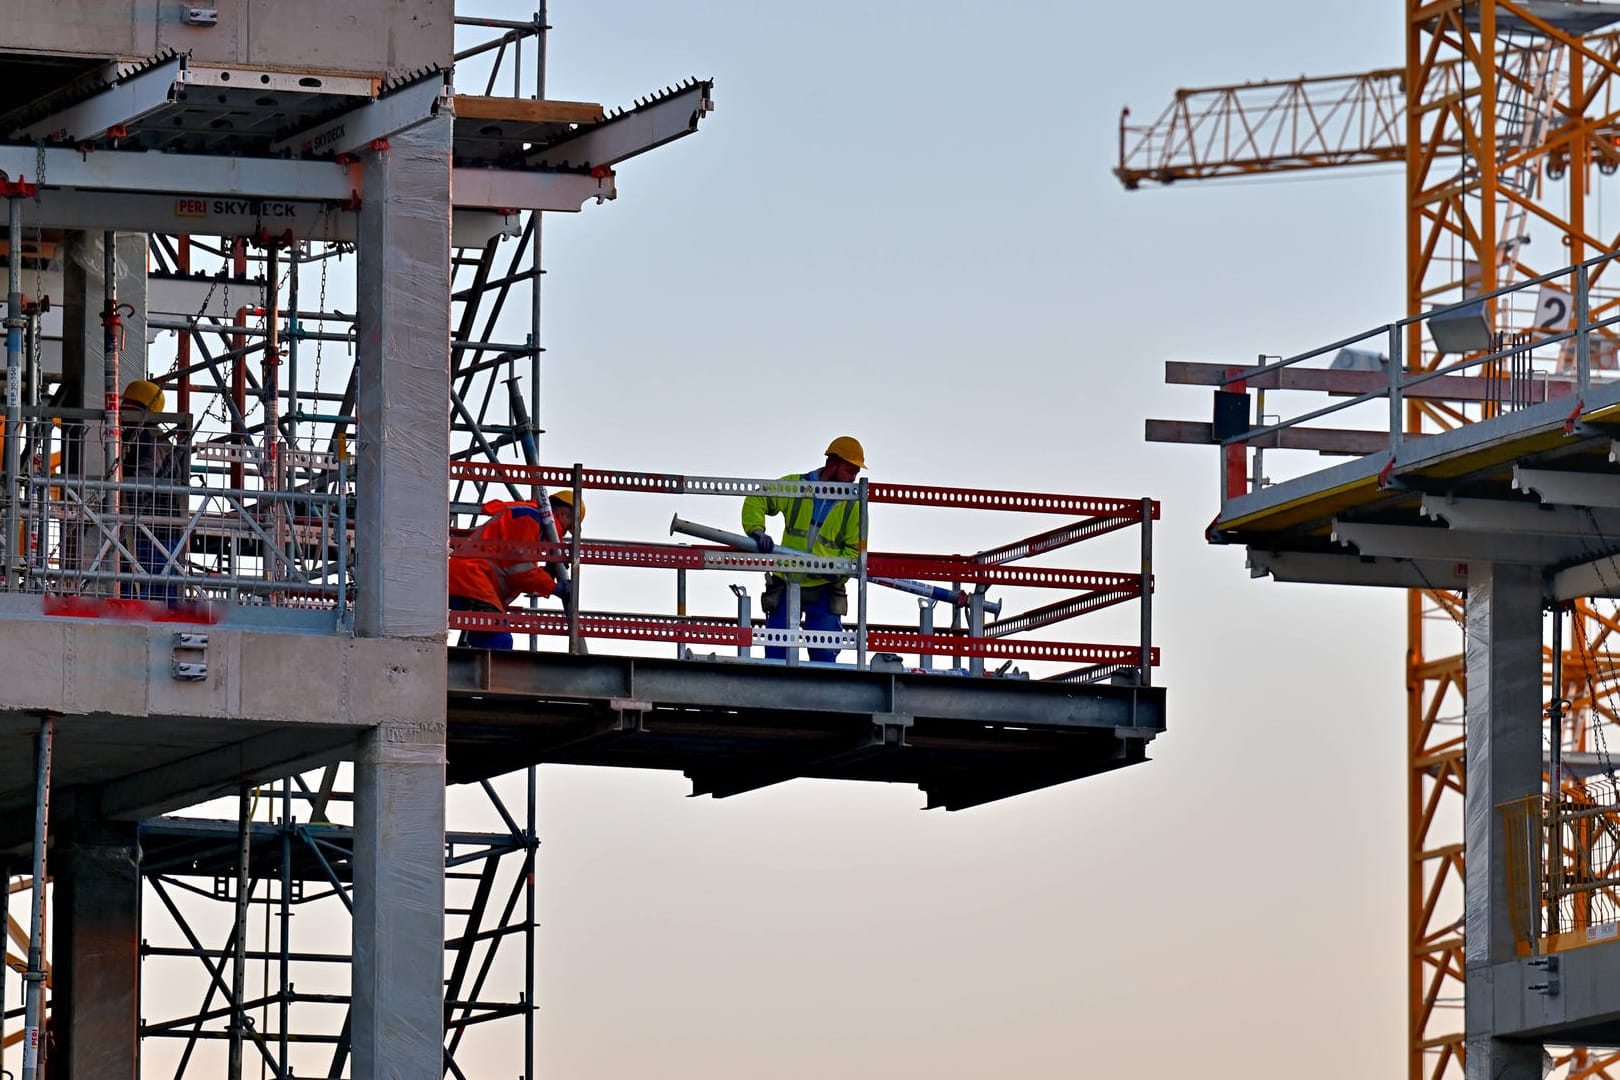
[866,556,1143,592]
[452,537,708,571]
[869,483,1157,519]
[868,632,1157,666]
[450,610,1156,668]
[451,610,750,647]
[973,516,1142,564]
[449,461,1158,521]
[450,536,1143,594]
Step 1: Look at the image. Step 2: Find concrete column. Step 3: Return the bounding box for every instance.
[349,109,451,1079]
[51,820,141,1080]
[1464,562,1544,1080]
[351,719,446,1080]
[354,113,452,640]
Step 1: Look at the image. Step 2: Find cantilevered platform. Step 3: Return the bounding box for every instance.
[1204,376,1620,598]
[445,649,1162,811]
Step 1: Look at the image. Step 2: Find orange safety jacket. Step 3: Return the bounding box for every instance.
[448,500,557,610]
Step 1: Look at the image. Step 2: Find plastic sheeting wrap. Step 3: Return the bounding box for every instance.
[60,231,150,402]
[355,113,453,640]
[1462,563,1545,1065]
[352,720,447,1079]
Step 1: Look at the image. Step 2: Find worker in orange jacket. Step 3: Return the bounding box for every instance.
[449,490,582,648]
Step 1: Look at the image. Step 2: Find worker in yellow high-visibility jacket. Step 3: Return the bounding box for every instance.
[740,436,865,662]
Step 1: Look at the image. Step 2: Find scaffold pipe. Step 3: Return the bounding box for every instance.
[4,195,21,585]
[21,714,51,1080]
[668,515,999,613]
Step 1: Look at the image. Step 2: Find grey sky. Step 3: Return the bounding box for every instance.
[463,1,1415,1076]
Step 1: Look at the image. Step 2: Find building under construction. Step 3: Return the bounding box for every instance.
[0,4,1166,1077]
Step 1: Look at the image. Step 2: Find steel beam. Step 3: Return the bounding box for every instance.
[448,651,1162,732]
[451,167,615,211]
[0,147,354,201]
[1420,494,1620,538]
[1248,548,1469,589]
[17,55,185,143]
[1551,555,1620,601]
[269,74,449,158]
[1514,465,1620,509]
[1145,418,1399,456]
[685,720,900,799]
[528,80,712,169]
[14,189,518,246]
[1331,520,1600,564]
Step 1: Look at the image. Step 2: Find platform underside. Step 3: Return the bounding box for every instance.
[446,650,1164,811]
[1212,377,1620,596]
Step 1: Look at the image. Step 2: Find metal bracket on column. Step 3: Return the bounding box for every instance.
[171,631,208,681]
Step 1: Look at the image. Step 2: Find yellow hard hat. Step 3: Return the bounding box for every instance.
[122,379,165,413]
[550,489,585,524]
[824,435,865,469]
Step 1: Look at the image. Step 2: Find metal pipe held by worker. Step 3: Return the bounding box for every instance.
[669,515,999,613]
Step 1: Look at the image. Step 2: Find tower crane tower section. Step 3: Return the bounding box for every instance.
[0,3,1167,1077]
[1126,4,1620,1076]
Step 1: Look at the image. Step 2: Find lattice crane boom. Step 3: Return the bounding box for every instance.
[1115,67,1411,188]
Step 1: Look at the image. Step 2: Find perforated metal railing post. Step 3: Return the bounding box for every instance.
[1387,321,1403,459]
[918,600,934,671]
[568,463,583,655]
[785,581,801,667]
[1576,262,1591,395]
[856,477,868,669]
[1139,496,1153,686]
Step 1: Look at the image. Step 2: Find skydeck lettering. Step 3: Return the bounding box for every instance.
[210,199,298,218]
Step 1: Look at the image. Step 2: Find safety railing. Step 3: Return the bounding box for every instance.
[1205,250,1620,507]
[1501,784,1620,957]
[0,409,353,622]
[447,461,1159,681]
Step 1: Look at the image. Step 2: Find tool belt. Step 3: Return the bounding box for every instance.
[760,575,848,616]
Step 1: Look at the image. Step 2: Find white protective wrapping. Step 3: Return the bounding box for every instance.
[355,113,453,640]
[352,720,448,1080]
[1462,563,1545,1072]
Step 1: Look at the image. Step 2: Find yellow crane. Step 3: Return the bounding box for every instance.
[1122,5,1620,1079]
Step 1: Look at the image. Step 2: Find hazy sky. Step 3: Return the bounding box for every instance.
[427,2,1435,1078]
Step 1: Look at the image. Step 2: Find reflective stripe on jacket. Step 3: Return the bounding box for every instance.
[740,469,863,588]
[448,501,557,610]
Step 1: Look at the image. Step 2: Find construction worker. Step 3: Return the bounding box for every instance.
[120,379,186,601]
[741,436,865,663]
[448,490,582,649]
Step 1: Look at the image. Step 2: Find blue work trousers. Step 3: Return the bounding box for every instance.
[765,583,844,663]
